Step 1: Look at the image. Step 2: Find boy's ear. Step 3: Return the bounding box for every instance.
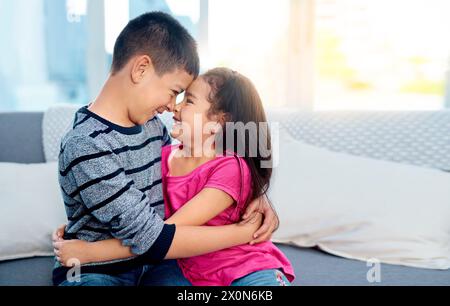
[130,55,154,84]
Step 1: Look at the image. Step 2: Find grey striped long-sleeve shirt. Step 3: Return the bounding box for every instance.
[53,106,174,284]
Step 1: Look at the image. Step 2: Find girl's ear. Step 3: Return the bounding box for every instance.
[210,112,228,134]
[216,112,229,127]
[209,122,221,135]
[207,112,229,135]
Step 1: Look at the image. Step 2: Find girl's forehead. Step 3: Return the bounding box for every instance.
[187,77,210,98]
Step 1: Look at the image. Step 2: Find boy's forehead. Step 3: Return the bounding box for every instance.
[167,69,195,91]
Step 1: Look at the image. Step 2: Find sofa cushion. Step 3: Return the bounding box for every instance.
[0,162,67,262]
[271,128,450,270]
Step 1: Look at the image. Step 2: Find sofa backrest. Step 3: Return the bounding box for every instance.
[267,109,450,172]
[0,112,45,163]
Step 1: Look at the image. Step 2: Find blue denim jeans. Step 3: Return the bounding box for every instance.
[59,260,191,286]
[231,269,291,286]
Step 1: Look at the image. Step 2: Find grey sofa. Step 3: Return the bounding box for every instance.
[1,111,449,286]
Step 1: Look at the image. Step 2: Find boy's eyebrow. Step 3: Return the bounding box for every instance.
[172,89,182,95]
[173,84,186,95]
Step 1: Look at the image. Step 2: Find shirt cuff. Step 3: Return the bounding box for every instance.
[139,224,176,262]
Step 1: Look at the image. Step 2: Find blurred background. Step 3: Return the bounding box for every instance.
[0,0,449,112]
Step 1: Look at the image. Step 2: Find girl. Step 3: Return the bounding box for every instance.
[54,68,295,286]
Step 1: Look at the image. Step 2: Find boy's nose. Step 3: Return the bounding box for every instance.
[173,102,181,113]
[166,100,176,112]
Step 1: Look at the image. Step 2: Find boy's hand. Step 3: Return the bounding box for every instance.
[239,211,263,245]
[53,239,92,267]
[241,196,279,245]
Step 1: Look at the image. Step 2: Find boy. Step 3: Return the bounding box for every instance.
[53,12,278,286]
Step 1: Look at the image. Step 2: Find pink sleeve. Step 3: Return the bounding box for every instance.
[204,157,248,205]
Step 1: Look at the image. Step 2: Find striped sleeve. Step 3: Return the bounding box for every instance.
[60,135,174,258]
[153,116,172,146]
[162,124,172,146]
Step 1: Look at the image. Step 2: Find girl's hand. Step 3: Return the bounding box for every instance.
[52,224,67,242]
[53,239,93,267]
[52,225,135,265]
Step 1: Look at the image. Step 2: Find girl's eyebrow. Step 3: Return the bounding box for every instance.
[185,91,197,99]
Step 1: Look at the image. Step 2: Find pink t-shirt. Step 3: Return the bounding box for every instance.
[162,145,295,286]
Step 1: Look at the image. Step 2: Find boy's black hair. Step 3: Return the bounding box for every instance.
[111,11,200,77]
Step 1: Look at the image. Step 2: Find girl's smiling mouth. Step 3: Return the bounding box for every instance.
[173,116,182,125]
[172,116,183,136]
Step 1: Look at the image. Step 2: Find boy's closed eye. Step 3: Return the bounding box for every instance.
[171,89,184,99]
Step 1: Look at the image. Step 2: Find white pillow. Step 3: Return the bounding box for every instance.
[0,162,67,261]
[270,128,450,270]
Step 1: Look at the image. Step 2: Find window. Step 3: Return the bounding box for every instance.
[1,0,449,112]
[0,0,201,112]
[314,0,450,110]
[207,0,291,108]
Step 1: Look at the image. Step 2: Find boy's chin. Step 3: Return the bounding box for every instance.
[143,112,158,123]
[150,111,158,119]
